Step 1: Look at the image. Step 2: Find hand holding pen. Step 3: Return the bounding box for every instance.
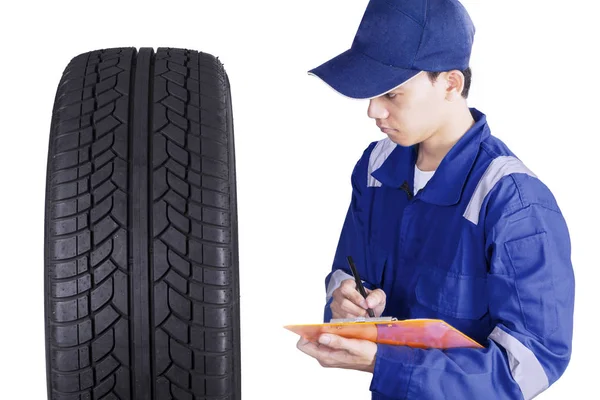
[347,256,376,317]
[328,256,387,320]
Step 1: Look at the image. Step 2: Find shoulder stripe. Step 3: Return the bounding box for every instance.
[367,138,397,187]
[463,156,536,224]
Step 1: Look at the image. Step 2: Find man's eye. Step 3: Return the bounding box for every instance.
[386,93,397,99]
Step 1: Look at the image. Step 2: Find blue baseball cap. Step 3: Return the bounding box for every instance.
[308,0,476,99]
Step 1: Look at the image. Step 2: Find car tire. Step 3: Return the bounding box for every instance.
[44,47,240,400]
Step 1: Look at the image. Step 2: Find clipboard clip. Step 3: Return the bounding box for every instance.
[330,316,397,324]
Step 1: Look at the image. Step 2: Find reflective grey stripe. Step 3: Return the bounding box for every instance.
[489,326,549,400]
[463,156,537,224]
[367,138,397,187]
[326,269,355,302]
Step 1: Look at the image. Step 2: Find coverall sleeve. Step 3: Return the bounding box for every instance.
[369,196,575,399]
[324,143,376,323]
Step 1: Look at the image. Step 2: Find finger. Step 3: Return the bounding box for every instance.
[339,298,369,317]
[319,334,353,352]
[365,289,386,309]
[330,299,367,319]
[297,337,341,367]
[296,337,322,357]
[318,334,373,357]
[339,280,368,308]
[302,335,349,368]
[330,302,364,320]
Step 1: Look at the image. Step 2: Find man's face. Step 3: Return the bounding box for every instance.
[367,71,449,147]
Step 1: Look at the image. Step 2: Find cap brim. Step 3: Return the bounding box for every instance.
[308,49,422,100]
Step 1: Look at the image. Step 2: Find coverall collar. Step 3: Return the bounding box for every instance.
[370,108,490,206]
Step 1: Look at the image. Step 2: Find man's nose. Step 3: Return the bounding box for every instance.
[367,98,389,120]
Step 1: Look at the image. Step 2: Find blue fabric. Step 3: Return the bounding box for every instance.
[323,108,575,399]
[309,0,476,99]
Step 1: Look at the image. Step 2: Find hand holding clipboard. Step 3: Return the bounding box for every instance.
[285,255,483,350]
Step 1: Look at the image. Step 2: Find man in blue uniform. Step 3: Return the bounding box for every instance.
[296,1,575,399]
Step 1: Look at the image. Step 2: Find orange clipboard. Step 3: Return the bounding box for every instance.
[285,317,483,349]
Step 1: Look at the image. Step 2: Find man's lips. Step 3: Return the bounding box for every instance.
[379,126,397,134]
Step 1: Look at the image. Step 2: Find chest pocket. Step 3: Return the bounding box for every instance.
[414,267,488,320]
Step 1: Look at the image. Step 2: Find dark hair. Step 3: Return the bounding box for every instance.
[426,67,472,98]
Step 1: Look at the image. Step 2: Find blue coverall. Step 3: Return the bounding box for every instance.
[323,108,575,399]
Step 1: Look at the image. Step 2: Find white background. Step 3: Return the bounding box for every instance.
[0,0,598,399]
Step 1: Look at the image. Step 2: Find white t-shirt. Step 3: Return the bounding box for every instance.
[414,164,436,195]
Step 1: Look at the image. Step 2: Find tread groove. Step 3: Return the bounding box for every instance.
[127,50,137,400]
[148,50,157,399]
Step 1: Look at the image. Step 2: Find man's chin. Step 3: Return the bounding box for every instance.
[387,134,414,148]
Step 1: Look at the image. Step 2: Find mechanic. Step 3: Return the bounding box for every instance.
[296,1,575,399]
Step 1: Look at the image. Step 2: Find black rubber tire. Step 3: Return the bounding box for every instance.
[44,47,240,400]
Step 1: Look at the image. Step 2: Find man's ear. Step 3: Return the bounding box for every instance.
[445,70,465,101]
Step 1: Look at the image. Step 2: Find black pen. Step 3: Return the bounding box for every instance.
[346,255,376,318]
